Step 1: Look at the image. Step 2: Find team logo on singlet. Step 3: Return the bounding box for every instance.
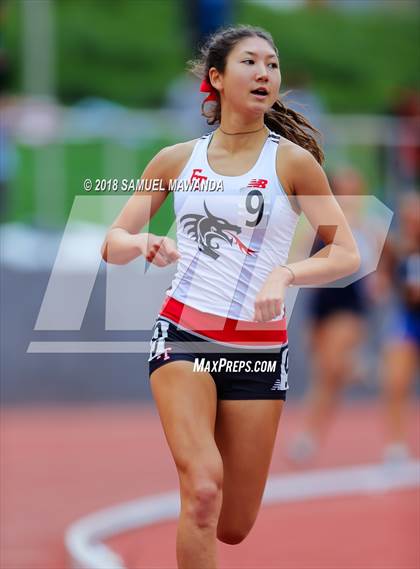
[189,168,208,184]
[180,201,256,260]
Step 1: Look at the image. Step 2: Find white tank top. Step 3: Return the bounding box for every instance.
[166,130,300,322]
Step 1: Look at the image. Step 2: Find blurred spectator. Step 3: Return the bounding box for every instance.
[183,0,236,51]
[167,0,236,137]
[0,96,13,220]
[0,10,12,218]
[391,89,420,190]
[288,168,379,463]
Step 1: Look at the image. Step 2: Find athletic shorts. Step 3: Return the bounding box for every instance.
[308,283,367,323]
[148,317,289,400]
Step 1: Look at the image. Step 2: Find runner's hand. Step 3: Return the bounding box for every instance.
[254,267,291,322]
[138,233,181,267]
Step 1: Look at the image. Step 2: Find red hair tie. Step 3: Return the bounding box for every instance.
[200,78,218,103]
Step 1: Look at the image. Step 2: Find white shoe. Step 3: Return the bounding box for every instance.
[383,443,410,465]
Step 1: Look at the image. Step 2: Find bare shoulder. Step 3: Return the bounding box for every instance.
[153,139,199,180]
[277,137,319,173]
[276,137,329,196]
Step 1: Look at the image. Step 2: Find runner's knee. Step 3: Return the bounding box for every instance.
[190,481,221,528]
[179,460,223,528]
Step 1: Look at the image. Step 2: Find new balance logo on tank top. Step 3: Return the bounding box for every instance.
[161,130,300,347]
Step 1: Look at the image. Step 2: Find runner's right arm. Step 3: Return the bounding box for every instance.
[101,142,194,266]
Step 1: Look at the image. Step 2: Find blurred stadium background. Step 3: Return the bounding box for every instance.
[1,1,419,568]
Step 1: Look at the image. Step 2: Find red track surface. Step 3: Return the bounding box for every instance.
[1,402,419,569]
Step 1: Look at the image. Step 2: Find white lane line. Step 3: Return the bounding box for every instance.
[65,460,420,569]
[264,460,420,503]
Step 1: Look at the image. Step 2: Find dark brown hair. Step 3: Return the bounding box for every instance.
[189,24,324,164]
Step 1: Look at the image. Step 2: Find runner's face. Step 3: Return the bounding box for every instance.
[221,36,280,114]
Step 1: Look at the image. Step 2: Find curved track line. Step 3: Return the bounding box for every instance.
[65,460,420,569]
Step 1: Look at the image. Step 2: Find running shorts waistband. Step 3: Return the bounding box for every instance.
[159,295,288,347]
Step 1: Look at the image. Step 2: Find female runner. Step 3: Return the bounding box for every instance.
[378,192,419,463]
[288,168,372,463]
[101,25,360,569]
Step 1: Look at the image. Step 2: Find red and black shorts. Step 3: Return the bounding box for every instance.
[148,317,289,401]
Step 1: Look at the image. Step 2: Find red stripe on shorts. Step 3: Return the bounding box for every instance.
[159,296,287,347]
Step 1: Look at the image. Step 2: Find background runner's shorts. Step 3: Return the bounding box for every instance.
[148,317,289,401]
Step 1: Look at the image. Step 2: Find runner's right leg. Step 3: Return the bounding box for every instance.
[150,360,223,569]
